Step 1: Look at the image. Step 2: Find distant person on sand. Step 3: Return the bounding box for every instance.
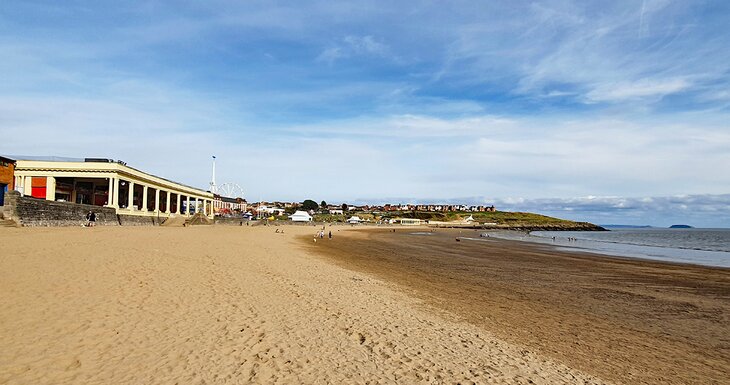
[328,231,332,239]
[86,211,96,227]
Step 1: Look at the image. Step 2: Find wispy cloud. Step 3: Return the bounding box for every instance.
[317,35,391,64]
[584,77,691,103]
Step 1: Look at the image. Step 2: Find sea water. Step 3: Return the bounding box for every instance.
[488,228,730,268]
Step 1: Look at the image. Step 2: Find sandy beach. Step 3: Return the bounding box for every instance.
[313,228,730,385]
[2,225,727,384]
[1,225,608,384]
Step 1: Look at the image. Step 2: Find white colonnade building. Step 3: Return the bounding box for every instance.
[13,157,214,218]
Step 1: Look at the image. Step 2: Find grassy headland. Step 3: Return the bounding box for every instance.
[311,210,605,231]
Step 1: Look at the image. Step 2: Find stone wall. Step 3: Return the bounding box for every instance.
[2,191,192,227]
[2,190,18,222]
[4,191,119,227]
[118,214,163,226]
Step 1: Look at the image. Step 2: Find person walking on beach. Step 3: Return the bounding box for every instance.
[85,211,96,227]
[328,231,332,239]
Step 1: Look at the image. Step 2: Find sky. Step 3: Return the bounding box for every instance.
[1,1,729,227]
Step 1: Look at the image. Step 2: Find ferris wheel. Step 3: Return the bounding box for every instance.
[217,182,244,198]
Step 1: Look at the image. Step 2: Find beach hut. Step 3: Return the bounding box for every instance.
[290,210,312,222]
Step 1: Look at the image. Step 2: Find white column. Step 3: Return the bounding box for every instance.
[154,189,160,212]
[15,176,22,192]
[142,185,148,212]
[23,176,32,197]
[186,196,191,216]
[45,176,56,201]
[176,194,181,214]
[203,199,207,216]
[128,181,135,210]
[112,177,120,208]
[106,178,114,207]
[165,191,171,214]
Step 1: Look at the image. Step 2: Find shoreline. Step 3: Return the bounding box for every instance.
[309,226,730,385]
[466,229,730,269]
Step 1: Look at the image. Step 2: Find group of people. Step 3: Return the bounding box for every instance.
[551,236,578,242]
[313,230,332,243]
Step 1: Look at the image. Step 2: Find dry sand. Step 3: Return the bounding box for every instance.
[0,225,608,384]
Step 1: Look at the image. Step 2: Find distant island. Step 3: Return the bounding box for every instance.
[669,224,694,229]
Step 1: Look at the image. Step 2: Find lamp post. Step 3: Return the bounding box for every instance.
[210,155,216,194]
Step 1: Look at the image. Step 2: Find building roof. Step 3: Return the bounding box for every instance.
[15,155,212,195]
[0,155,16,163]
[14,157,212,197]
[6,155,83,162]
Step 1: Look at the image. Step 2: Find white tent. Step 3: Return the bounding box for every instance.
[346,216,361,224]
[290,210,313,222]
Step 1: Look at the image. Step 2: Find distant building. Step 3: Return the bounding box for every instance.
[258,205,285,215]
[213,195,247,216]
[0,155,16,207]
[289,210,312,222]
[10,157,214,218]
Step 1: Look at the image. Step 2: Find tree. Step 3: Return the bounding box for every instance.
[341,203,348,212]
[320,200,327,208]
[301,199,319,211]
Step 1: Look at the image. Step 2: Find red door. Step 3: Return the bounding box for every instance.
[31,177,47,198]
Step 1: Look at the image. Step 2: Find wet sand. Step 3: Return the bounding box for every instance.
[1,225,608,384]
[311,227,730,385]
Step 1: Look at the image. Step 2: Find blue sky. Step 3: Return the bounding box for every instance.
[1,1,729,227]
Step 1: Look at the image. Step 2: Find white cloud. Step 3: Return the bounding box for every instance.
[316,47,344,64]
[343,35,387,55]
[584,78,691,103]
